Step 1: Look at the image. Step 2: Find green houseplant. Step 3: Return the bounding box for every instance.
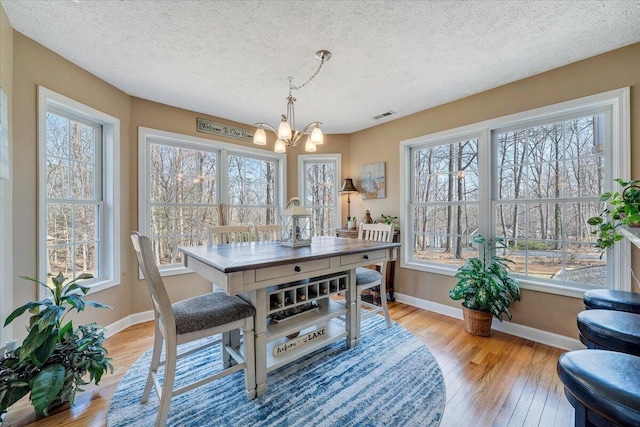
[587,178,640,249]
[0,273,113,417]
[449,236,521,336]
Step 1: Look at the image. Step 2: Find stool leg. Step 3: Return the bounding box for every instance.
[142,323,163,403]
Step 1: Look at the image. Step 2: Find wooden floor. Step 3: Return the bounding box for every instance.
[2,302,574,426]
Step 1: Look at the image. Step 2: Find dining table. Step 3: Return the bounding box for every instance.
[180,235,400,397]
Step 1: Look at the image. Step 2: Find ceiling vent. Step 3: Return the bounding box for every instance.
[373,111,396,120]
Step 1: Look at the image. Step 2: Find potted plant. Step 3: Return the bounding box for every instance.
[347,216,357,230]
[587,178,640,249]
[0,273,113,418]
[449,236,521,337]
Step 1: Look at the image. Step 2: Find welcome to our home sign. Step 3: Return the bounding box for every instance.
[196,118,254,142]
[273,327,327,357]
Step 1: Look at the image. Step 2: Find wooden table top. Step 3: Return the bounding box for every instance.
[180,236,400,273]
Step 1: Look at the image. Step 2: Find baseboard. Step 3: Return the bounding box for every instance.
[394,292,583,351]
[104,310,154,338]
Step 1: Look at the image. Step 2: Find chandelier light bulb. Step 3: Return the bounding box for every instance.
[305,136,317,152]
[253,128,267,145]
[274,139,287,153]
[311,125,323,145]
[277,116,292,140]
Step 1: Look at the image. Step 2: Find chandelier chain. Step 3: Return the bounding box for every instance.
[289,56,327,92]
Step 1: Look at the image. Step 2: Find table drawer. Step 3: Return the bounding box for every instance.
[340,249,387,266]
[256,258,331,282]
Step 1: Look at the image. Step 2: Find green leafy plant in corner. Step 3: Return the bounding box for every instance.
[587,178,640,250]
[449,236,521,321]
[0,273,113,417]
[379,214,399,228]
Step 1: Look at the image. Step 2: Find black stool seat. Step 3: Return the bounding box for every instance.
[558,350,640,427]
[584,289,640,314]
[578,310,640,356]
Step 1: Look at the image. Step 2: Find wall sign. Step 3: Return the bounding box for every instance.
[196,118,254,142]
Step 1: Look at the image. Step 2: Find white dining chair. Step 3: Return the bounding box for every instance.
[355,222,394,331]
[207,225,254,245]
[131,232,256,427]
[254,224,280,241]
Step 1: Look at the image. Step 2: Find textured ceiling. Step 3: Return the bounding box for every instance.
[2,0,640,134]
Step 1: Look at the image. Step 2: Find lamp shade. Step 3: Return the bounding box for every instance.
[340,178,359,194]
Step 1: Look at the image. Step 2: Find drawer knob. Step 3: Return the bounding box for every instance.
[364,255,369,260]
[294,266,302,272]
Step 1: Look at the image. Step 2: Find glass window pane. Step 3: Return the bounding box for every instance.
[70,161,94,199]
[70,121,95,163]
[47,203,73,244]
[46,159,69,199]
[75,242,97,277]
[46,113,69,158]
[74,204,97,243]
[150,206,175,238]
[47,245,73,278]
[151,174,174,203]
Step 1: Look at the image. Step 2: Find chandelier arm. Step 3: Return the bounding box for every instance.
[298,122,322,136]
[254,122,278,134]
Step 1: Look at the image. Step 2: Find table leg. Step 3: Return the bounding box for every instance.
[250,288,268,397]
[346,268,358,348]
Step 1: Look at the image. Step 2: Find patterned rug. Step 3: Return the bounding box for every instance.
[107,315,445,426]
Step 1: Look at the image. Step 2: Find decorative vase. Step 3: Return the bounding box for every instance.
[347,221,355,230]
[461,305,493,337]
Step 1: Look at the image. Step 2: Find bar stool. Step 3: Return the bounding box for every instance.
[577,309,640,356]
[583,289,640,314]
[558,350,640,427]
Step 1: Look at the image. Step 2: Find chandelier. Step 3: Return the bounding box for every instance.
[253,50,331,153]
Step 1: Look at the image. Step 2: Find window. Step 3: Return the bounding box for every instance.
[411,137,479,268]
[401,88,630,295]
[139,128,284,273]
[298,154,341,236]
[38,87,121,295]
[228,154,278,225]
[493,115,606,286]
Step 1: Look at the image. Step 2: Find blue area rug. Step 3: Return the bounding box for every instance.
[107,315,445,426]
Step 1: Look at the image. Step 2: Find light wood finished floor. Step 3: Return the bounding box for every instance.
[2,302,574,426]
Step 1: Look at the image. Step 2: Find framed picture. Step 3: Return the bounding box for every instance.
[361,161,385,199]
[0,88,8,180]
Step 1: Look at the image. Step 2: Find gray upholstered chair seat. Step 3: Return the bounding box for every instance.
[173,292,256,335]
[356,267,382,287]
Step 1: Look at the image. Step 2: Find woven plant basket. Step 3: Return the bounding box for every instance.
[462,305,493,337]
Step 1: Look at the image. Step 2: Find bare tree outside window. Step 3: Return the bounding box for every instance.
[412,138,479,267]
[494,115,606,287]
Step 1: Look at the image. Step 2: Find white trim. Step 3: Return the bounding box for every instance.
[37,86,121,299]
[394,292,583,351]
[298,153,342,231]
[400,87,632,295]
[104,310,154,338]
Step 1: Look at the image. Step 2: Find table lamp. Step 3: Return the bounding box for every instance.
[339,178,359,222]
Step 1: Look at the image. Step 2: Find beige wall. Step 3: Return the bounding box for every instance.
[348,43,640,338]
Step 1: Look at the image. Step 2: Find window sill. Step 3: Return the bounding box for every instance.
[86,278,120,295]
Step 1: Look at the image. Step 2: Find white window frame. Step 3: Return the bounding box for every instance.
[400,88,631,298]
[138,127,286,276]
[37,86,121,297]
[298,154,342,235]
